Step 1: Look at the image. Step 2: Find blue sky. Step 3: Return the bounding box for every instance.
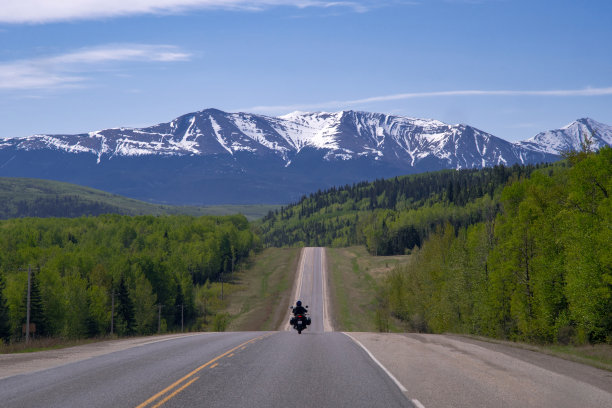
[1,0,611,142]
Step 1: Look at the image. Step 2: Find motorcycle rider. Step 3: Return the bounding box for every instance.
[290,300,311,327]
[292,300,307,316]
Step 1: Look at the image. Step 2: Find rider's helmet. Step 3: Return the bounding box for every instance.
[296,300,302,307]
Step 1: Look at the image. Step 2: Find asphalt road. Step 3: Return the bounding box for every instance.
[2,246,611,407]
[285,246,331,333]
[0,247,412,407]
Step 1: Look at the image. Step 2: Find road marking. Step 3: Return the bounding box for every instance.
[135,334,269,408]
[135,333,204,347]
[150,376,199,408]
[342,332,408,393]
[320,248,333,332]
[411,399,426,408]
[227,353,234,358]
[210,363,218,368]
[284,248,307,331]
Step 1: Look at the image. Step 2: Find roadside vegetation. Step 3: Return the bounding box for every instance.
[1,144,609,357]
[0,214,259,345]
[223,247,301,331]
[326,246,411,332]
[377,147,611,345]
[261,144,611,347]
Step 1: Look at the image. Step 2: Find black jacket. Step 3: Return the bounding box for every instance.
[292,305,307,316]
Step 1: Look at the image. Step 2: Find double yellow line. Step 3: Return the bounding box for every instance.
[135,334,270,408]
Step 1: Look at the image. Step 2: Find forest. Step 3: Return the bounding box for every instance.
[0,214,259,342]
[0,146,609,346]
[378,147,611,344]
[258,163,551,253]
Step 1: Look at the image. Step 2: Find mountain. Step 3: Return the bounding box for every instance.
[0,109,600,205]
[517,118,612,155]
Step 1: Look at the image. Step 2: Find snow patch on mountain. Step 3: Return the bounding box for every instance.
[2,108,609,174]
[517,118,612,154]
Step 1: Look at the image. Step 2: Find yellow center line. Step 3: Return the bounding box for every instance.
[150,376,199,408]
[135,334,269,408]
[227,353,234,358]
[210,363,218,368]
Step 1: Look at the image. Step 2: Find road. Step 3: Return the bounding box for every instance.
[284,246,332,333]
[0,248,411,407]
[1,247,611,407]
[351,332,612,408]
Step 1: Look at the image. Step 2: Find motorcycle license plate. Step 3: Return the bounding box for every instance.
[298,320,302,324]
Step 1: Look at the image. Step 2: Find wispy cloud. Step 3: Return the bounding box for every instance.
[0,0,384,23]
[0,44,191,90]
[243,87,612,113]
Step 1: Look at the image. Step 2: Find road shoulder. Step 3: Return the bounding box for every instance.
[349,332,612,408]
[0,333,203,380]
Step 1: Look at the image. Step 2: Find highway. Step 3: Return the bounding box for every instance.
[0,248,411,407]
[1,247,611,407]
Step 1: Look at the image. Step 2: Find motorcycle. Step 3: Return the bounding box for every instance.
[289,306,311,334]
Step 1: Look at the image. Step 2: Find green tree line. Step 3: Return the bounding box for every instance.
[0,214,259,342]
[259,163,552,254]
[378,147,611,344]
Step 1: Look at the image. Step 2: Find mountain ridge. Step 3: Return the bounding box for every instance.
[1,109,609,204]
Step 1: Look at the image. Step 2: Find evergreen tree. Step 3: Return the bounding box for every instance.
[116,276,135,335]
[174,283,184,329]
[0,272,10,342]
[23,270,48,337]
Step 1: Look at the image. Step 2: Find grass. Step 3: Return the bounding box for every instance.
[0,336,110,354]
[458,334,612,372]
[326,246,412,332]
[223,247,301,331]
[544,344,612,371]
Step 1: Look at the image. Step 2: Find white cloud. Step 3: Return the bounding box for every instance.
[0,44,191,90]
[0,0,380,23]
[243,87,612,114]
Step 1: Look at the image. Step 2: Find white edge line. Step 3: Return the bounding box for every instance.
[320,247,332,332]
[342,332,408,393]
[411,399,426,408]
[284,248,306,331]
[343,333,425,408]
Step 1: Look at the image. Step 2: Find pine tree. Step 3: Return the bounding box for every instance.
[0,272,10,342]
[24,270,48,337]
[174,283,184,329]
[117,276,135,335]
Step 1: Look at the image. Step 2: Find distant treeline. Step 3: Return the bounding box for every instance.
[379,147,611,344]
[259,163,552,254]
[0,214,259,342]
[1,195,128,219]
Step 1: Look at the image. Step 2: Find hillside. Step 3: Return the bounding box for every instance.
[378,147,611,344]
[258,148,611,346]
[258,162,556,253]
[0,178,277,220]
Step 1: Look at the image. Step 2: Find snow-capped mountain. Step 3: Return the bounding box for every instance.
[0,109,605,204]
[517,118,612,155]
[1,109,556,167]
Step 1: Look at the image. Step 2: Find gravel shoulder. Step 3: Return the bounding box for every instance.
[0,333,203,380]
[349,332,612,408]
